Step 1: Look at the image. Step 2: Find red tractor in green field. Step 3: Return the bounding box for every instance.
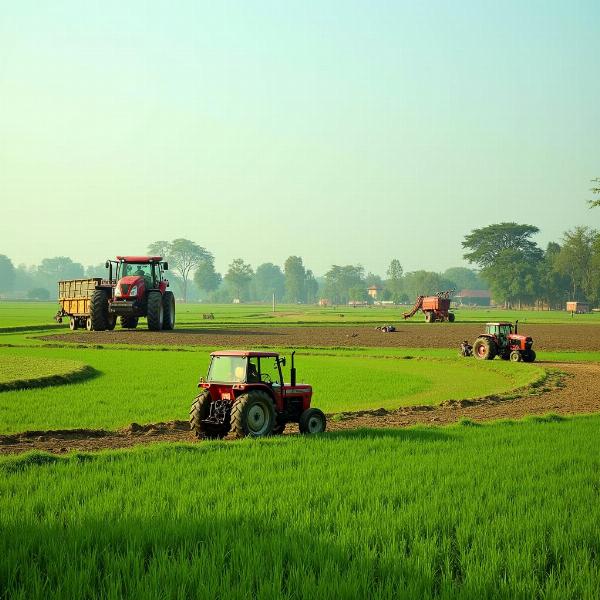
[190,350,326,439]
[472,322,536,362]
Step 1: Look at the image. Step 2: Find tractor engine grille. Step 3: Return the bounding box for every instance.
[120,284,130,295]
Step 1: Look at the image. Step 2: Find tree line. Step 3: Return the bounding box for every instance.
[1,181,598,306]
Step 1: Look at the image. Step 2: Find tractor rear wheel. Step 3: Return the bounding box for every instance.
[120,316,138,329]
[89,289,109,331]
[448,313,455,323]
[299,408,327,434]
[190,391,229,439]
[473,337,496,360]
[510,350,522,362]
[230,391,275,438]
[147,291,164,331]
[162,291,175,330]
[523,350,536,363]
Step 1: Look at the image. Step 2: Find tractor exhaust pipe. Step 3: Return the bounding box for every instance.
[290,351,296,386]
[515,320,518,334]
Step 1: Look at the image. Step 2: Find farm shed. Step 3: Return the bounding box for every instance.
[367,286,382,299]
[566,301,590,314]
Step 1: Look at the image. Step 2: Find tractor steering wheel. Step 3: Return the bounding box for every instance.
[261,373,272,384]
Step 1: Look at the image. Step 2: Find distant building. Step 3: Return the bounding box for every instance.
[566,301,590,314]
[367,286,382,299]
[454,289,491,307]
[318,298,329,306]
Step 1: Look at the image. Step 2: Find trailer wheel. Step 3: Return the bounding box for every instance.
[425,312,435,323]
[162,291,175,330]
[473,337,496,360]
[147,291,164,331]
[299,408,327,434]
[190,391,229,439]
[69,317,78,331]
[86,317,93,331]
[230,391,275,438]
[120,316,138,329]
[89,289,109,331]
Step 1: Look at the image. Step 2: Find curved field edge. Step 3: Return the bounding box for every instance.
[0,345,544,434]
[0,356,96,392]
[0,415,598,599]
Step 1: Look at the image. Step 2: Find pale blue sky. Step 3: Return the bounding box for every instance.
[1,0,598,275]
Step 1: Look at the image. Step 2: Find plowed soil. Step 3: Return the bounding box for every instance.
[2,361,599,455]
[43,323,600,351]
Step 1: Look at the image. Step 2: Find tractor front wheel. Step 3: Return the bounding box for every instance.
[120,316,138,329]
[230,391,275,438]
[147,291,164,331]
[299,408,327,434]
[473,337,496,360]
[162,291,175,330]
[510,350,522,362]
[190,391,229,439]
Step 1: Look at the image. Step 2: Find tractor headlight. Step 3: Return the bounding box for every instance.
[114,286,122,297]
[129,286,138,297]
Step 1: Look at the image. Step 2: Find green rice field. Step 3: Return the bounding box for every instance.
[1,416,599,599]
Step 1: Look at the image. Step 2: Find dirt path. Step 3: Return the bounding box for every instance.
[2,361,599,455]
[42,323,600,351]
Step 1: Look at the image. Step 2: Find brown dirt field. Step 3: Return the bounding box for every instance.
[2,361,599,455]
[39,323,600,351]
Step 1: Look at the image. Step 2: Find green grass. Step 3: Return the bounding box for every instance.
[0,346,543,433]
[1,416,598,599]
[2,301,599,330]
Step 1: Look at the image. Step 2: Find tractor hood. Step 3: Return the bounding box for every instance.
[115,275,146,298]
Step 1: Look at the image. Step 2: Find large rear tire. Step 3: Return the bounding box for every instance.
[89,289,109,331]
[473,337,497,360]
[230,391,275,438]
[147,291,164,331]
[162,291,175,330]
[448,313,455,323]
[299,408,327,434]
[120,316,138,329]
[190,390,229,439]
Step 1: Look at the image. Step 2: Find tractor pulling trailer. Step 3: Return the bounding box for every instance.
[55,256,175,331]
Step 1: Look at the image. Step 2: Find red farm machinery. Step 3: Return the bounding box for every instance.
[190,350,326,439]
[56,256,175,331]
[403,290,455,323]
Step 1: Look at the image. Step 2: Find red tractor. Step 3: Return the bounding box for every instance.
[190,350,326,439]
[89,256,175,331]
[472,322,536,362]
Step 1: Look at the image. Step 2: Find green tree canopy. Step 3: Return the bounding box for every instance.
[224,259,253,300]
[193,258,221,295]
[588,178,600,208]
[0,255,16,293]
[252,263,285,302]
[554,227,597,301]
[323,265,365,304]
[284,256,306,303]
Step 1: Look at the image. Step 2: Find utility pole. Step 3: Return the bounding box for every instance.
[272,292,276,313]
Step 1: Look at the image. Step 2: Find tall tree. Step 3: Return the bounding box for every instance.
[253,263,285,302]
[555,227,597,301]
[463,223,543,307]
[443,267,486,291]
[0,255,16,293]
[385,259,404,303]
[148,239,212,302]
[323,265,365,304]
[538,243,569,309]
[305,270,319,304]
[284,256,306,303]
[193,257,221,296]
[224,259,253,300]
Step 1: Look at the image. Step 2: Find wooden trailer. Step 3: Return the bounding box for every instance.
[55,278,112,331]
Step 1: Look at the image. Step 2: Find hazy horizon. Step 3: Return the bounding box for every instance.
[1,1,599,275]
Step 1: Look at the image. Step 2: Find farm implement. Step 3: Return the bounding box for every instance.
[55,256,175,331]
[472,322,536,362]
[190,350,326,439]
[403,290,455,323]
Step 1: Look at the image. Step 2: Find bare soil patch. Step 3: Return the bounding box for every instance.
[40,323,600,351]
[2,361,599,455]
